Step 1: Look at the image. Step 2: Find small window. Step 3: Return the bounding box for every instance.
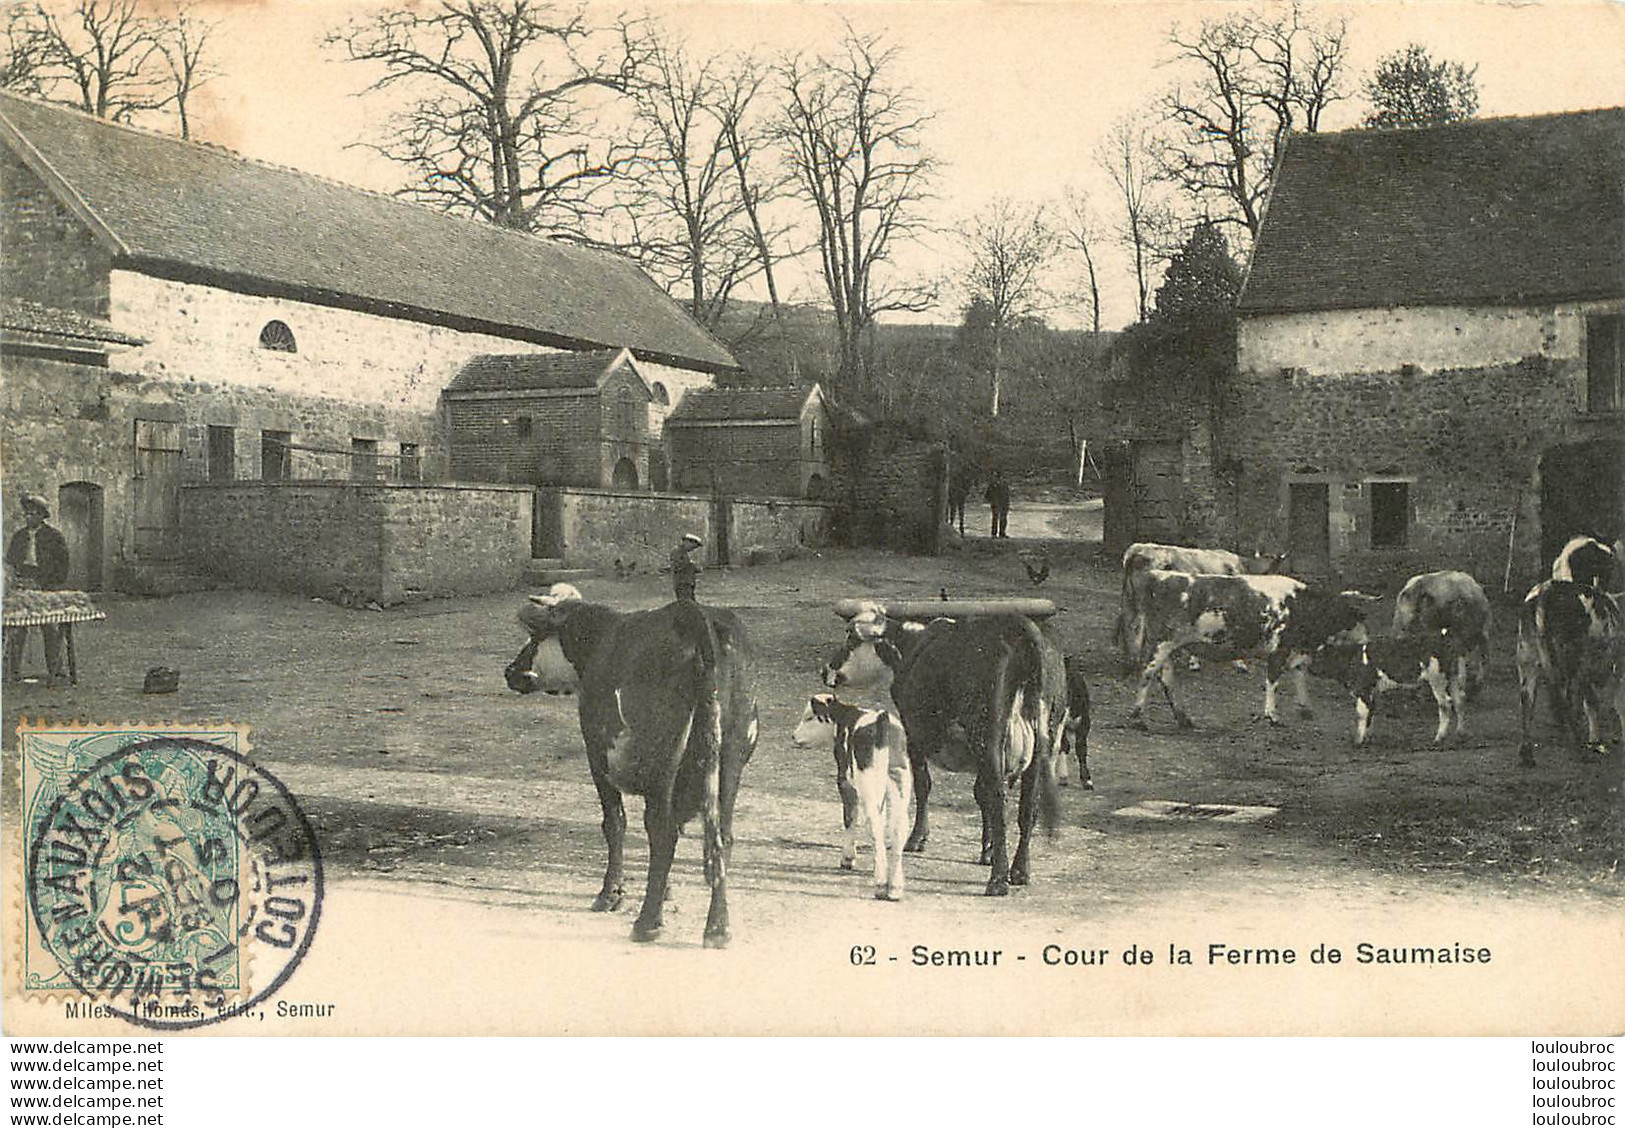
[508,416,533,439]
[1370,481,1410,549]
[207,425,235,482]
[614,385,636,438]
[398,442,421,483]
[652,383,670,407]
[808,419,821,456]
[261,430,292,481]
[258,320,297,353]
[351,438,379,481]
[1587,313,1622,413]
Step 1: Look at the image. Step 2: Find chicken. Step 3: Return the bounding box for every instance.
[1020,554,1050,586]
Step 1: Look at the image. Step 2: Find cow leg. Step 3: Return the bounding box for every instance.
[974,770,995,865]
[904,756,932,854]
[1131,642,1180,730]
[1422,664,1452,744]
[978,766,1011,896]
[700,753,732,949]
[589,766,627,912]
[879,766,911,901]
[1291,656,1314,719]
[631,795,678,943]
[1009,764,1041,887]
[1450,657,1469,741]
[835,760,860,871]
[1262,651,1288,726]
[1516,630,1541,765]
[1353,690,1376,747]
[853,766,889,898]
[1160,660,1193,729]
[1579,686,1608,757]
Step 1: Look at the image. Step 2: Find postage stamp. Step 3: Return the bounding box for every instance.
[16,723,323,1030]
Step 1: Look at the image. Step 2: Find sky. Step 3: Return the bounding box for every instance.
[171,0,1625,331]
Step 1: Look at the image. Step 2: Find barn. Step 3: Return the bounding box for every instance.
[0,92,737,594]
[1226,107,1624,588]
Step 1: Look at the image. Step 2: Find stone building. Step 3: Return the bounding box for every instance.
[665,384,831,498]
[0,92,737,592]
[443,349,659,489]
[1226,107,1623,588]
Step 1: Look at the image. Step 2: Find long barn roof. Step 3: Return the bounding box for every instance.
[0,93,738,373]
[1239,107,1625,315]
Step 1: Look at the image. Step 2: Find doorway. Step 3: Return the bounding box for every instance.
[58,482,104,590]
[133,419,183,559]
[1540,439,1624,569]
[610,457,639,490]
[1288,481,1331,574]
[1131,441,1181,541]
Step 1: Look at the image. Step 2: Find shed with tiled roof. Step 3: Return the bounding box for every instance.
[666,385,830,497]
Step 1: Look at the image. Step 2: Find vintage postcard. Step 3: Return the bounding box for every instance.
[1,0,1622,1037]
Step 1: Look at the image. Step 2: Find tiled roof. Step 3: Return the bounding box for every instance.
[2,299,146,345]
[665,385,816,424]
[0,93,738,372]
[1239,107,1625,314]
[446,350,626,394]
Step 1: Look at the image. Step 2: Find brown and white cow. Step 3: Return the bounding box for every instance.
[791,694,912,901]
[505,584,758,947]
[1129,571,1377,730]
[1552,535,1625,593]
[1392,570,1492,697]
[1118,542,1287,667]
[822,605,1065,896]
[1516,579,1624,762]
[1312,631,1469,747]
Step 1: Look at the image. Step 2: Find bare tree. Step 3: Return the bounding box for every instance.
[326,0,648,237]
[1158,0,1348,238]
[15,0,167,121]
[1097,114,1175,323]
[773,26,936,397]
[617,36,794,337]
[153,4,215,139]
[1059,186,1102,334]
[712,54,794,330]
[1363,43,1479,130]
[1,4,46,94]
[960,197,1056,417]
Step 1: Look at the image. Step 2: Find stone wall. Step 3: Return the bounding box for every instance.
[181,482,530,604]
[668,423,813,497]
[835,428,947,554]
[727,496,834,562]
[1,146,112,316]
[534,488,713,569]
[1228,301,1623,590]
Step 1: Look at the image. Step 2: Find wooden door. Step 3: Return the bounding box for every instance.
[1288,482,1330,573]
[133,420,183,559]
[58,482,104,590]
[1132,441,1181,541]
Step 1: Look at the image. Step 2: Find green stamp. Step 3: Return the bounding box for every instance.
[21,723,323,1029]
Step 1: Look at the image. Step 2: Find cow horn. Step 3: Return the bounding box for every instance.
[850,601,888,640]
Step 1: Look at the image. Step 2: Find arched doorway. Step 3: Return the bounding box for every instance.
[805,473,826,499]
[1540,439,1624,569]
[58,482,104,590]
[611,457,639,490]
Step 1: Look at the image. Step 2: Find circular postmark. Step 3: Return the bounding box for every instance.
[26,737,323,1030]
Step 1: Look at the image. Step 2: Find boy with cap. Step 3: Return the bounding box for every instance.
[670,532,704,603]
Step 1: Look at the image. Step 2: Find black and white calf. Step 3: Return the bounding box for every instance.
[1314,632,1469,747]
[791,693,912,901]
[1552,535,1624,593]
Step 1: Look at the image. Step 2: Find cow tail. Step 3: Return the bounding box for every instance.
[1009,620,1061,838]
[695,613,723,767]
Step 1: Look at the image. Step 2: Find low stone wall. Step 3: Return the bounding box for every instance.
[535,488,712,568]
[728,496,834,562]
[182,482,531,604]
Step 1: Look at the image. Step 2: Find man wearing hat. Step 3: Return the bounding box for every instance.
[670,532,704,603]
[6,493,71,681]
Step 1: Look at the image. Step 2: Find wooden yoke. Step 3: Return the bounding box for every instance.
[834,598,1056,621]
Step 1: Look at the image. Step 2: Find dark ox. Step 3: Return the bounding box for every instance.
[1552,535,1625,593]
[1117,541,1287,667]
[1130,572,1376,730]
[504,584,758,947]
[822,605,1065,896]
[1516,580,1623,762]
[1313,631,1469,747]
[1392,570,1492,698]
[790,694,912,901]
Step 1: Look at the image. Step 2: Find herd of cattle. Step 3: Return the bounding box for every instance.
[501,533,1625,947]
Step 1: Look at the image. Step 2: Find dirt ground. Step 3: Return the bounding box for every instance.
[5,508,1622,1031]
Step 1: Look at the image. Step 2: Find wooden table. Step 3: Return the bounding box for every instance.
[3,589,106,685]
